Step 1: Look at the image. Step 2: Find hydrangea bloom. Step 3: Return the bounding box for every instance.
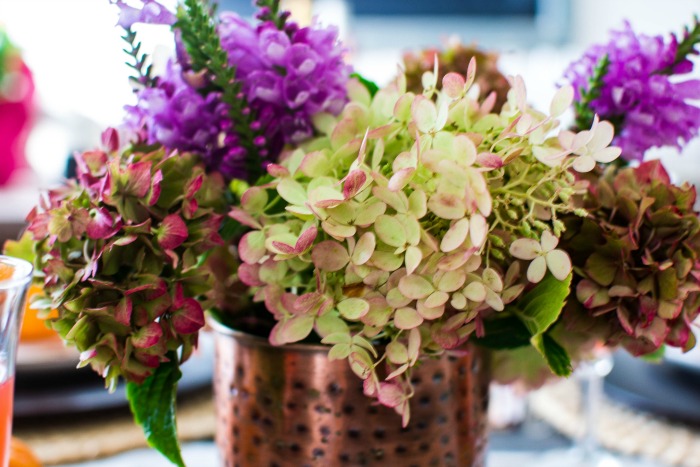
[234,72,620,421]
[123,6,350,181]
[564,22,700,161]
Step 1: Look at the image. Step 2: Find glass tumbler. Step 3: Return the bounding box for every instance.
[0,256,32,467]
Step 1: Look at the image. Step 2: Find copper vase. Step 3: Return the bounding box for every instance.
[211,320,490,467]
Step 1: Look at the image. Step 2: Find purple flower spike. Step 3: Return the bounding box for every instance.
[123,9,351,182]
[113,0,176,29]
[565,21,700,161]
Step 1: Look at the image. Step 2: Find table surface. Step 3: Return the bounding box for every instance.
[56,441,667,467]
[57,423,668,467]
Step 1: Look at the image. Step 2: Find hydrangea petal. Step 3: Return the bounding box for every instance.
[352,232,376,265]
[405,245,423,275]
[509,238,541,260]
[411,95,437,133]
[540,230,559,253]
[442,72,466,99]
[527,256,547,283]
[394,307,424,330]
[337,298,370,320]
[440,218,470,252]
[311,240,350,271]
[463,282,486,302]
[550,85,574,118]
[573,154,596,173]
[546,249,572,280]
[398,274,434,299]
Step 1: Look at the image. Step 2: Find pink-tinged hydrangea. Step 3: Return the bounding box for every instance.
[24,133,228,389]
[564,21,700,161]
[561,160,700,355]
[234,70,617,424]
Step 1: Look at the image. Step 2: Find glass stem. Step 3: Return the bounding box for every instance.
[580,362,602,458]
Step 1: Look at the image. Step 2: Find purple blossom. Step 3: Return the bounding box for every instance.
[123,11,351,181]
[564,21,700,161]
[217,13,351,142]
[113,0,176,29]
[125,60,249,180]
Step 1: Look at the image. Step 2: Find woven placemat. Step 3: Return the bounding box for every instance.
[529,379,700,467]
[13,390,216,465]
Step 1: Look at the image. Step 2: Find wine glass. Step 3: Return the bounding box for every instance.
[569,348,619,466]
[532,346,624,467]
[0,256,32,467]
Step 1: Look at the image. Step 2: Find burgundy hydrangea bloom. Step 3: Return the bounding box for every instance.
[564,22,700,161]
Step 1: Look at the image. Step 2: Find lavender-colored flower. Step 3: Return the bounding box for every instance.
[217,13,351,144]
[126,60,249,180]
[123,10,351,181]
[564,21,700,161]
[113,0,176,29]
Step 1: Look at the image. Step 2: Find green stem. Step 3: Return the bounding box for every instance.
[574,54,610,132]
[176,0,265,181]
[658,16,700,75]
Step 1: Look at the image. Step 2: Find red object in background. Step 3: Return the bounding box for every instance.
[0,61,35,186]
[0,376,14,467]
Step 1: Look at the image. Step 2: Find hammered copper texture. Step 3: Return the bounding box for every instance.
[213,329,490,467]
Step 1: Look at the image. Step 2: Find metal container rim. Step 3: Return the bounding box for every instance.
[206,311,333,354]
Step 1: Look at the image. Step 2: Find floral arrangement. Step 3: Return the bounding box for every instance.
[12,1,700,464]
[233,70,612,423]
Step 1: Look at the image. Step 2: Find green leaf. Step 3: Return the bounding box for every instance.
[514,273,572,336]
[2,232,36,263]
[350,72,379,97]
[641,344,666,363]
[471,316,532,349]
[219,216,246,242]
[574,53,611,132]
[659,16,700,75]
[126,355,184,467]
[530,333,572,377]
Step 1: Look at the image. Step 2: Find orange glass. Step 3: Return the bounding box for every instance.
[0,257,32,467]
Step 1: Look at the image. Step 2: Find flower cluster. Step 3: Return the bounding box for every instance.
[564,20,700,161]
[234,67,621,421]
[403,41,511,111]
[25,130,227,389]
[561,160,700,355]
[218,12,350,141]
[122,0,350,181]
[125,60,249,178]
